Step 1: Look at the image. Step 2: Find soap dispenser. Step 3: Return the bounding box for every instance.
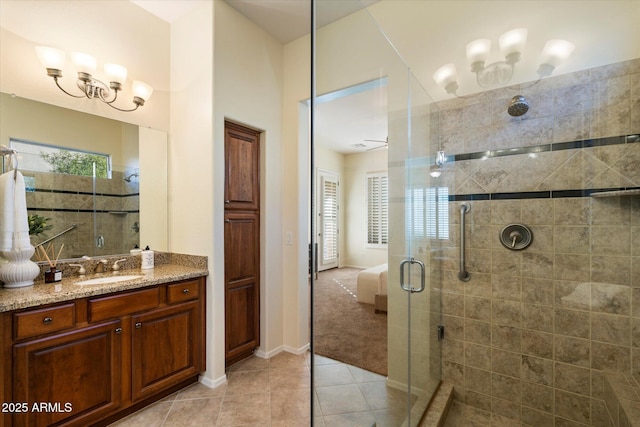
[130,244,142,256]
[141,245,154,270]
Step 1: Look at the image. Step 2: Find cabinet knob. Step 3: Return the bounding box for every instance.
[43,317,53,325]
[135,322,142,329]
[115,327,122,334]
[182,288,190,294]
[225,200,230,204]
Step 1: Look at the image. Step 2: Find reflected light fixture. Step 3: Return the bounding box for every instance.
[429,150,446,178]
[35,46,153,112]
[433,29,574,96]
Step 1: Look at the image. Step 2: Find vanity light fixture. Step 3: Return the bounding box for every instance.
[433,29,574,96]
[35,46,153,112]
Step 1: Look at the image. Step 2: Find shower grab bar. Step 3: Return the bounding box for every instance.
[400,257,426,293]
[458,203,471,282]
[33,224,77,248]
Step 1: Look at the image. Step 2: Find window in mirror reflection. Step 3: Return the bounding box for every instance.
[10,139,111,178]
[6,138,138,260]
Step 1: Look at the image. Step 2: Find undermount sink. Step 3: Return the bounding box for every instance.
[74,275,144,286]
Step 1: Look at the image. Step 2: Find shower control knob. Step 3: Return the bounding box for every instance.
[500,224,532,250]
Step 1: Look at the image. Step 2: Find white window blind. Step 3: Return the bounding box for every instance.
[322,177,338,262]
[406,186,449,240]
[367,173,388,246]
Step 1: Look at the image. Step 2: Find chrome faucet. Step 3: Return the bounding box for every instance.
[94,259,108,273]
[112,259,127,271]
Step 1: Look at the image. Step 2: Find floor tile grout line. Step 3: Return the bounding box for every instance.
[159,397,177,426]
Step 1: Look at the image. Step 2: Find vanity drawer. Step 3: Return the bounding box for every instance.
[88,287,159,322]
[13,303,76,340]
[167,280,200,304]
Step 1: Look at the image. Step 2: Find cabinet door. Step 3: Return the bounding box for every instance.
[131,301,200,401]
[13,320,122,427]
[224,212,260,365]
[224,122,260,211]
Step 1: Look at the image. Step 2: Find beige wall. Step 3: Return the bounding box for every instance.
[169,0,294,384]
[282,35,311,350]
[214,0,286,361]
[168,1,219,384]
[343,149,388,268]
[0,93,130,167]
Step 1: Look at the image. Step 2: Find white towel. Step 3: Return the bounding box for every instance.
[0,170,31,252]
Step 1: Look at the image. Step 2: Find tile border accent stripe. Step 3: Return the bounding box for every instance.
[28,207,140,214]
[27,188,140,198]
[449,187,640,201]
[447,134,639,163]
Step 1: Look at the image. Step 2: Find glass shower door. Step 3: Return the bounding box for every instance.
[386,70,443,426]
[313,1,442,425]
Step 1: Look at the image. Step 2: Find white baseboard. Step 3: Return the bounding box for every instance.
[254,343,310,359]
[284,343,310,355]
[199,373,226,389]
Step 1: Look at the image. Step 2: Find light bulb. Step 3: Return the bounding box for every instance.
[466,39,491,68]
[132,80,153,105]
[71,52,97,74]
[538,40,575,76]
[35,46,66,70]
[104,63,128,84]
[540,39,575,66]
[499,28,527,64]
[433,64,458,94]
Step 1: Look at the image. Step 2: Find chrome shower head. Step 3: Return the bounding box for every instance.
[507,95,529,117]
[123,172,139,182]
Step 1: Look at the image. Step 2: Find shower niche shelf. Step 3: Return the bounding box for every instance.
[590,189,640,198]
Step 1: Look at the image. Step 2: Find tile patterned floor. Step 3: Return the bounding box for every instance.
[109,351,411,426]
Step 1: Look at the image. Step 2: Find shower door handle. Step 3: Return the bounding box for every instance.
[400,257,426,293]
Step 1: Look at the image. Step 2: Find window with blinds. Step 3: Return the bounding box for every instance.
[367,173,388,246]
[406,186,449,240]
[322,177,339,263]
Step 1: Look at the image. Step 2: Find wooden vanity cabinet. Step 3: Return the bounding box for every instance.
[1,276,206,427]
[12,320,123,427]
[131,300,200,401]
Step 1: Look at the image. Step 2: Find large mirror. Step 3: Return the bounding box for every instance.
[0,0,169,264]
[1,92,166,261]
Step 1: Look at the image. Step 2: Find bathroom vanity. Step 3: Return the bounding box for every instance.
[0,258,208,427]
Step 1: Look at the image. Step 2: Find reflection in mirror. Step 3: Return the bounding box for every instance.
[0,92,140,260]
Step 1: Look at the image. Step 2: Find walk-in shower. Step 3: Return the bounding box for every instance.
[312,1,639,426]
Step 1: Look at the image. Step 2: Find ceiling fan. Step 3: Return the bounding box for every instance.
[363,137,388,151]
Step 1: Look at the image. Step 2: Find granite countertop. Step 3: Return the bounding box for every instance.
[0,263,208,313]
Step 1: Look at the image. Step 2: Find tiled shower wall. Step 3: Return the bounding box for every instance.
[435,59,640,426]
[25,170,139,259]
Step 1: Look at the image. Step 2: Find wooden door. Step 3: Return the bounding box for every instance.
[12,320,122,427]
[225,122,260,211]
[224,122,260,366]
[131,301,200,401]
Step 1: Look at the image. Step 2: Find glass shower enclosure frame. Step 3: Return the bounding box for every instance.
[311,1,444,424]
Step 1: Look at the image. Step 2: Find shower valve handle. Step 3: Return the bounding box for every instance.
[510,231,522,248]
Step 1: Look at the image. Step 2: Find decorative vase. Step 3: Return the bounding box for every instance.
[0,246,40,288]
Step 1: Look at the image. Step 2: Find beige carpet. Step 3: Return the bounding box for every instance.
[313,267,388,376]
